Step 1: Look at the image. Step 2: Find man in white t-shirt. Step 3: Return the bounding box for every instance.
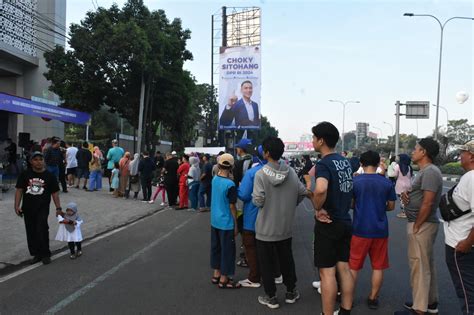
[444,140,474,315]
[65,142,78,187]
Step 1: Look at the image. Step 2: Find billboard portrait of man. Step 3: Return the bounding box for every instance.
[219,80,260,128]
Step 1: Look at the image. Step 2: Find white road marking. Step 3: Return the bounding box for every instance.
[0,208,170,283]
[44,215,194,314]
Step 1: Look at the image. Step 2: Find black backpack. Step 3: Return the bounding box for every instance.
[439,185,471,222]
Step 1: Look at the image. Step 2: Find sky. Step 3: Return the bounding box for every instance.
[67,0,473,142]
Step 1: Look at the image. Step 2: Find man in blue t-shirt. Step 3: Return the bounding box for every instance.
[350,150,396,310]
[311,121,354,315]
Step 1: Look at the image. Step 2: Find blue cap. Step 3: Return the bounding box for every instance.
[257,145,264,158]
[235,138,252,150]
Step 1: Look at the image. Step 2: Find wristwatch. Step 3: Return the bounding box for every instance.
[56,207,62,211]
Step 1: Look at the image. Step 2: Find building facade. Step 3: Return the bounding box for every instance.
[0,0,66,145]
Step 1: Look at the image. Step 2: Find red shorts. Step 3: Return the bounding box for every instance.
[349,235,389,271]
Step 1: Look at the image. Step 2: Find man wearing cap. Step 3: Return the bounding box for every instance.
[444,140,474,314]
[14,152,63,265]
[219,81,261,128]
[397,138,443,315]
[106,140,124,192]
[234,138,254,187]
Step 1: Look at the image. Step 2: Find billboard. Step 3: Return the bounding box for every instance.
[218,45,261,130]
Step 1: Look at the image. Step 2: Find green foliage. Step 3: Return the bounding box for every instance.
[440,162,465,176]
[446,119,473,145]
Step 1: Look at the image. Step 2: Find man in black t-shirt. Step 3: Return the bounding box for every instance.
[75,142,92,189]
[15,151,63,265]
[311,122,354,315]
[199,154,213,212]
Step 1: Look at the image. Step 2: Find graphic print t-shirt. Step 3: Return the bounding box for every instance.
[316,153,353,224]
[16,169,59,212]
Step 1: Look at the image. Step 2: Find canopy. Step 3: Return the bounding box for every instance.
[0,93,91,125]
[184,147,226,155]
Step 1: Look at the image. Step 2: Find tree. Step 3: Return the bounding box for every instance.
[446,119,473,145]
[249,116,279,145]
[44,0,196,151]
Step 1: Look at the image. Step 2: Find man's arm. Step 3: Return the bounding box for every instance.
[456,228,474,253]
[413,190,437,233]
[386,201,395,211]
[51,191,62,215]
[313,177,332,223]
[14,188,23,216]
[219,107,235,126]
[252,173,265,207]
[230,203,238,236]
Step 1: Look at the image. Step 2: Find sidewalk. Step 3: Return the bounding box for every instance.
[0,179,164,270]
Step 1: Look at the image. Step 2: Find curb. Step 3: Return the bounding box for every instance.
[0,205,167,276]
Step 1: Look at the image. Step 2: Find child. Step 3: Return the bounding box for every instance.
[55,202,84,259]
[111,162,120,197]
[350,150,396,310]
[149,173,167,205]
[210,153,240,289]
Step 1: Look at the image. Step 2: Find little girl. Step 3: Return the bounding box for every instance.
[55,202,83,259]
[111,162,120,197]
[149,173,167,205]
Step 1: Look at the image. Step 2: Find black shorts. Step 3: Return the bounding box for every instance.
[314,220,352,268]
[66,167,77,176]
[76,168,90,179]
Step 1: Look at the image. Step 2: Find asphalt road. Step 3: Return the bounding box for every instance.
[0,182,461,314]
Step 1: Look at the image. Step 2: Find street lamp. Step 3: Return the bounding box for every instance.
[328,100,360,152]
[383,121,394,137]
[403,13,474,141]
[432,104,449,131]
[372,126,383,140]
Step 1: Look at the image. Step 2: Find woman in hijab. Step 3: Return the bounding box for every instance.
[89,146,103,191]
[128,153,141,199]
[394,153,412,218]
[119,152,131,197]
[187,156,201,211]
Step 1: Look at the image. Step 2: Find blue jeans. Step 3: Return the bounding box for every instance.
[199,183,211,208]
[89,170,102,191]
[189,182,200,210]
[46,165,59,180]
[446,244,474,315]
[210,227,236,277]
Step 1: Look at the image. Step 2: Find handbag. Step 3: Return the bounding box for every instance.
[439,185,471,222]
[129,175,139,184]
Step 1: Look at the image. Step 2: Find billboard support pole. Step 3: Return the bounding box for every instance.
[395,100,400,157]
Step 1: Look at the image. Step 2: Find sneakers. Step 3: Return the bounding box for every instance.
[42,257,51,265]
[160,202,166,206]
[275,275,283,284]
[70,254,76,260]
[312,281,321,289]
[367,297,379,310]
[148,200,155,204]
[238,279,261,288]
[76,250,82,257]
[258,295,280,309]
[397,211,407,218]
[285,289,300,304]
[404,301,438,314]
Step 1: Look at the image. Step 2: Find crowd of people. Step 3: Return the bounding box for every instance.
[11,122,473,315]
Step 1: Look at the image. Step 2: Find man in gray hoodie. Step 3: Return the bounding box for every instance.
[252,136,311,309]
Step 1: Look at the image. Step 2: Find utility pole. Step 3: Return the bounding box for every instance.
[137,75,145,154]
[395,101,401,157]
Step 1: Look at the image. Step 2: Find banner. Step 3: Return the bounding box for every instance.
[218,45,261,130]
[0,93,91,125]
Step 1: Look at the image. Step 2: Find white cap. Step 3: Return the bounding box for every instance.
[171,151,177,155]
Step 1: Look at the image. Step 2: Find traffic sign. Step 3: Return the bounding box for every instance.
[406,101,430,119]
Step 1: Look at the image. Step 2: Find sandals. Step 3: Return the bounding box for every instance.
[218,278,241,289]
[211,276,220,284]
[237,259,248,268]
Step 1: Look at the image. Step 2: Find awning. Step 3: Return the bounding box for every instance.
[0,92,91,125]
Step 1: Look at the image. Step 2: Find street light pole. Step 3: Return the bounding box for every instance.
[432,104,449,131]
[403,13,473,140]
[383,121,394,136]
[329,100,360,152]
